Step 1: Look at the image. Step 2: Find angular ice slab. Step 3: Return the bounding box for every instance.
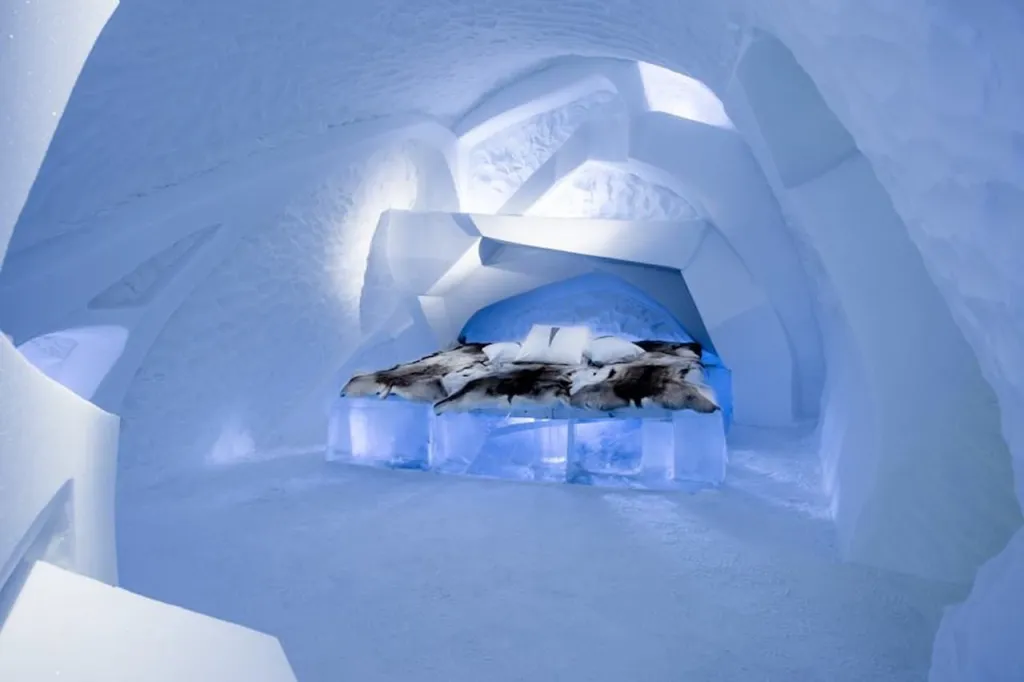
[329,397,727,489]
[0,561,298,682]
[327,397,431,469]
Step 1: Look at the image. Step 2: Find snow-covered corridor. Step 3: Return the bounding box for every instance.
[117,433,960,682]
[2,1,1024,680]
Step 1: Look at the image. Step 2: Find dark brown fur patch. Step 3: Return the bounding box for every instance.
[634,340,703,358]
[341,344,488,401]
[570,355,717,413]
[434,364,574,412]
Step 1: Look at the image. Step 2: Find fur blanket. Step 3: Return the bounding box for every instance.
[341,340,719,415]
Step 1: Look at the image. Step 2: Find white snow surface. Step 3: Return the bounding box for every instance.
[0,561,297,682]
[116,445,961,682]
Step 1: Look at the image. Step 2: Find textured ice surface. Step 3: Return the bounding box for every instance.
[464,91,619,213]
[529,161,701,220]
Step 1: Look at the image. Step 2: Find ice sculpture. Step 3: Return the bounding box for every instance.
[327,396,728,489]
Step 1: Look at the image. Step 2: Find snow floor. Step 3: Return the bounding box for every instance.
[117,427,963,682]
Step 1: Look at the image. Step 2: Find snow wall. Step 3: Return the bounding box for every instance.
[1,2,1023,680]
[0,335,120,607]
[0,0,120,619]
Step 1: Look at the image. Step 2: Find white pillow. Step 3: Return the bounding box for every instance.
[514,324,591,365]
[585,335,645,366]
[482,341,521,364]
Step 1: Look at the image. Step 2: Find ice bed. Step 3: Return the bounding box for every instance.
[329,325,731,490]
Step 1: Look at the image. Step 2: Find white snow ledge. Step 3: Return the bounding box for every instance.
[0,336,120,604]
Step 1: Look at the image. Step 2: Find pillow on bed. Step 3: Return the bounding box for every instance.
[585,335,645,366]
[514,324,591,365]
[482,341,521,364]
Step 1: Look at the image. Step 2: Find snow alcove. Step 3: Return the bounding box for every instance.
[2,3,1024,682]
